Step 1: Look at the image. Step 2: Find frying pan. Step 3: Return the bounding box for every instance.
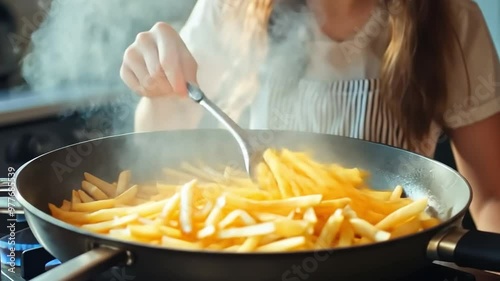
[8,129,500,281]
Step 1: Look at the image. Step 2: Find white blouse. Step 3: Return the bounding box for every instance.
[179,0,500,158]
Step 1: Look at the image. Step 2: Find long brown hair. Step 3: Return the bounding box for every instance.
[224,0,465,150]
[380,0,464,149]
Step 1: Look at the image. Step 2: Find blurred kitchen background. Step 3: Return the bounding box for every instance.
[0,0,498,177]
[0,0,197,176]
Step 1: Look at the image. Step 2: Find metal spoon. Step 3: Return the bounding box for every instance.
[186,83,262,177]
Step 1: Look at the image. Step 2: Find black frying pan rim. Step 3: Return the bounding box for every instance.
[13,129,473,256]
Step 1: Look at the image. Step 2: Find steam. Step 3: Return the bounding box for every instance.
[19,0,332,176]
[20,0,197,135]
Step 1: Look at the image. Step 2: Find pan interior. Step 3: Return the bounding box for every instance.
[15,129,470,225]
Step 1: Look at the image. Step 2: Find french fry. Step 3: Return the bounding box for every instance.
[391,216,421,238]
[49,204,89,224]
[161,236,202,250]
[337,220,354,247]
[82,181,108,200]
[238,236,261,252]
[218,222,276,239]
[315,209,344,248]
[48,148,440,253]
[71,190,81,205]
[115,170,132,196]
[83,172,116,197]
[218,210,256,229]
[128,224,163,240]
[350,218,391,242]
[257,236,306,252]
[375,198,428,230]
[60,200,71,211]
[72,199,115,212]
[390,185,404,201]
[179,179,197,235]
[225,193,323,212]
[81,214,138,233]
[115,185,139,206]
[78,190,94,203]
[87,207,130,223]
[421,218,440,229]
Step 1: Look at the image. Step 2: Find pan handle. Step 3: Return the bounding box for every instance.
[31,246,132,281]
[428,227,500,272]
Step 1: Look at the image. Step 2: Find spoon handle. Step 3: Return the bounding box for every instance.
[186,83,253,174]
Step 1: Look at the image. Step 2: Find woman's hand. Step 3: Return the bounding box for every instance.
[120,22,198,97]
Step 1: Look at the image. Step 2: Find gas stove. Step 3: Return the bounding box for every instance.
[1,226,499,281]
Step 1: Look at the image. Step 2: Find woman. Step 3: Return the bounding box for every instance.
[120,0,500,233]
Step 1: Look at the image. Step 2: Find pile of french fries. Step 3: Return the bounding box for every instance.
[48,149,440,252]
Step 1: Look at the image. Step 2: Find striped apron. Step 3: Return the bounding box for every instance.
[248,73,441,158]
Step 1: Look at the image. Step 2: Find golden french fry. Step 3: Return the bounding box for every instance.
[83,172,116,197]
[275,219,310,237]
[87,207,130,223]
[302,207,317,224]
[238,236,261,252]
[72,199,115,212]
[77,190,94,203]
[60,200,71,211]
[421,218,440,229]
[226,193,323,211]
[315,209,344,248]
[81,214,138,233]
[71,190,82,205]
[314,198,352,215]
[375,198,428,230]
[129,198,169,217]
[115,185,139,206]
[159,192,181,224]
[115,170,132,197]
[337,221,354,247]
[81,181,108,201]
[158,225,183,238]
[161,236,202,250]
[179,179,197,235]
[252,212,289,222]
[48,147,439,253]
[390,185,404,201]
[128,224,163,240]
[350,218,391,242]
[218,210,256,229]
[218,222,275,239]
[257,236,306,252]
[49,204,89,224]
[391,216,421,238]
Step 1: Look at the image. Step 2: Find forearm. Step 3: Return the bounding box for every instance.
[134,96,203,132]
[471,198,500,233]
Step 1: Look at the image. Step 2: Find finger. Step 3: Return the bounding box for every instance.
[120,65,141,93]
[123,47,150,89]
[155,25,187,96]
[136,32,161,76]
[142,70,174,97]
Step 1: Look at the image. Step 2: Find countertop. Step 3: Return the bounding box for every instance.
[0,86,133,127]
